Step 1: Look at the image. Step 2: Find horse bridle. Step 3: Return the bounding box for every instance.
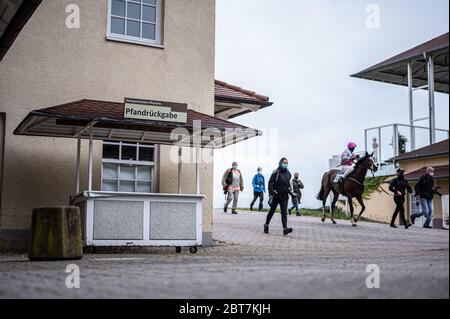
[348,157,378,186]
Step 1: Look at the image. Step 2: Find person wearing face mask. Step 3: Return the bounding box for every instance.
[389,168,413,229]
[411,167,442,228]
[289,172,304,216]
[222,162,244,214]
[250,167,266,212]
[264,158,293,236]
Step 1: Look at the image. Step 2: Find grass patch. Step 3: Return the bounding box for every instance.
[238,207,374,222]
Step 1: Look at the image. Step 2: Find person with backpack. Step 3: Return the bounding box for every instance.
[264,158,294,236]
[288,172,304,216]
[222,162,244,214]
[250,167,266,212]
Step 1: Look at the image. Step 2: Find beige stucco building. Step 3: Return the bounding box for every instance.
[364,139,449,228]
[0,0,271,251]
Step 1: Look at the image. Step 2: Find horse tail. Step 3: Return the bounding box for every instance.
[317,172,327,201]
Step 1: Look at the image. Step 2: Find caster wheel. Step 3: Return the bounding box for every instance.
[189,247,198,254]
[175,247,182,253]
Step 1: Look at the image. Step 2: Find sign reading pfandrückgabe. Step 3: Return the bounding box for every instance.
[124,98,188,124]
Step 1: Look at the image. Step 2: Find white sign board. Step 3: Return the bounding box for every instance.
[124,98,188,123]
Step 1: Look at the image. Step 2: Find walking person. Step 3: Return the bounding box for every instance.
[264,158,293,236]
[389,168,413,229]
[411,167,442,229]
[288,172,304,216]
[222,162,244,214]
[250,167,266,212]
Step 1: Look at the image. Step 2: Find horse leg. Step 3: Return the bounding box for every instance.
[321,187,330,223]
[348,197,357,227]
[355,195,366,223]
[331,190,339,224]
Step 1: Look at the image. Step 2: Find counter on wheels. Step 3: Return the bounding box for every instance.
[14,98,262,251]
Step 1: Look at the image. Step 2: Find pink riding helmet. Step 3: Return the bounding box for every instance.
[347,142,357,149]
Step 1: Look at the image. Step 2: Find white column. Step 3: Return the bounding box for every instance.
[364,129,368,153]
[88,127,93,192]
[76,136,81,193]
[393,124,399,158]
[378,127,382,163]
[196,144,201,195]
[407,62,415,150]
[177,146,182,194]
[427,56,436,144]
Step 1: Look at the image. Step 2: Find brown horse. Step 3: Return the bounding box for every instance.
[317,152,378,227]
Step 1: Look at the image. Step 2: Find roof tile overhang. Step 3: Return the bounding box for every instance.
[390,139,449,162]
[351,33,449,94]
[404,165,449,182]
[0,0,42,61]
[214,80,273,119]
[14,99,263,149]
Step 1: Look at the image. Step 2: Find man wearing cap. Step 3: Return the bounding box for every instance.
[222,162,244,214]
[389,168,413,229]
[411,167,441,229]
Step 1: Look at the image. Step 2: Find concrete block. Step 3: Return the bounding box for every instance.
[29,207,83,261]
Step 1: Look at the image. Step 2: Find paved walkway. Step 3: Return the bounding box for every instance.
[0,211,448,299]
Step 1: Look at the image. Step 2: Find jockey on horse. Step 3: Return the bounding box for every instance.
[338,142,360,184]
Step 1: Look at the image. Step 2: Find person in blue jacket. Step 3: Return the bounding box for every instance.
[250,167,266,212]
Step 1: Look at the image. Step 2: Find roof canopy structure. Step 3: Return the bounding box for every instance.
[0,0,42,61]
[391,139,449,162]
[214,80,273,119]
[14,99,262,149]
[351,33,449,94]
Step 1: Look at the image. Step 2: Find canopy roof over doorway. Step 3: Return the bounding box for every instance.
[14,99,262,149]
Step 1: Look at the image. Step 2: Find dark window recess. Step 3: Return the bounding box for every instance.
[122,145,137,160]
[139,148,154,162]
[103,144,120,160]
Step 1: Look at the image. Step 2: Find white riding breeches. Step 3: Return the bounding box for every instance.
[341,165,355,178]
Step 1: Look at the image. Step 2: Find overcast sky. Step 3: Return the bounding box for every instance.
[213,0,449,209]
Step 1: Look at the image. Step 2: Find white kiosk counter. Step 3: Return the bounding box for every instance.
[14,98,262,253]
[73,191,204,251]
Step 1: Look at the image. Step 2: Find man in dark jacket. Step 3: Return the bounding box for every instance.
[389,168,413,229]
[264,158,293,236]
[289,172,304,216]
[411,167,441,228]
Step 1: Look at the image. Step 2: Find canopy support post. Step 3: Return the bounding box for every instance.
[378,127,382,163]
[195,144,201,195]
[177,146,182,194]
[88,126,93,192]
[407,61,415,151]
[76,136,81,194]
[427,55,436,144]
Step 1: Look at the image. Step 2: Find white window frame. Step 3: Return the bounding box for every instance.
[106,0,163,48]
[101,141,157,193]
